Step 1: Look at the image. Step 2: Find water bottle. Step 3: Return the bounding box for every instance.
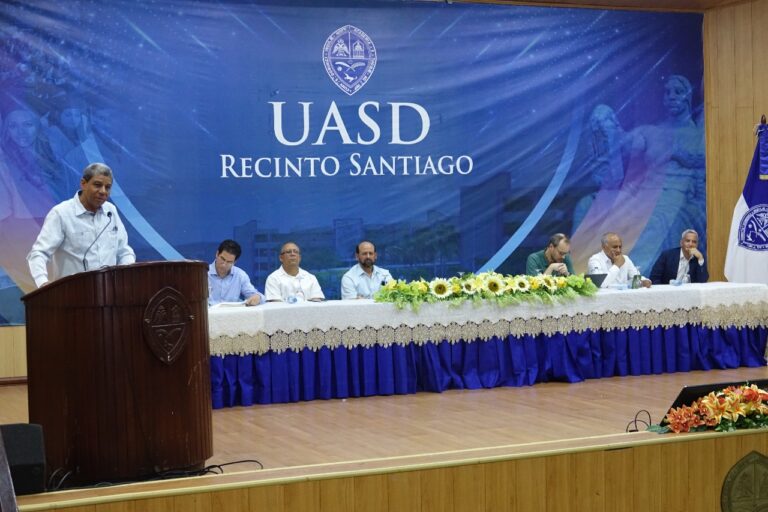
[631,273,641,289]
[286,294,297,304]
[295,277,305,302]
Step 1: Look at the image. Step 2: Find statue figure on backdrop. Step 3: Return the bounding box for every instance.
[44,91,88,165]
[0,104,70,292]
[0,105,64,214]
[625,74,706,264]
[571,74,706,271]
[572,104,627,232]
[64,103,128,176]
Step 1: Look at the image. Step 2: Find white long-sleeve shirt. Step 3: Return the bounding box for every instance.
[587,251,641,288]
[27,192,135,287]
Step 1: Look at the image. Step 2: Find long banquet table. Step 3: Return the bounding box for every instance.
[208,282,768,408]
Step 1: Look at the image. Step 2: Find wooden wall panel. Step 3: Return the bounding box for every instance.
[387,471,421,511]
[632,444,662,510]
[249,484,285,511]
[545,454,574,512]
[574,451,604,512]
[23,432,768,512]
[284,481,319,512]
[420,468,452,512]
[0,326,26,379]
[483,460,515,512]
[704,0,768,280]
[172,492,211,512]
[210,488,249,511]
[320,478,354,512]
[603,448,633,512]
[453,464,485,512]
[513,456,547,511]
[687,439,717,512]
[353,474,387,512]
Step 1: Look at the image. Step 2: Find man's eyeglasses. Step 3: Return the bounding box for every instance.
[281,249,300,255]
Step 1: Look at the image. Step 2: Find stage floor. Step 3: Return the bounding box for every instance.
[3,366,768,478]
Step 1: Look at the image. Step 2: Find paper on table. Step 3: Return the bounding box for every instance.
[209,301,246,309]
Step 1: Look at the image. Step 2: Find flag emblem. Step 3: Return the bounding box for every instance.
[738,204,768,250]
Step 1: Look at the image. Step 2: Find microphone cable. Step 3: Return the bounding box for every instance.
[82,211,113,271]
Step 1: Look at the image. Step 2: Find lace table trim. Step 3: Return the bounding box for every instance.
[210,301,768,356]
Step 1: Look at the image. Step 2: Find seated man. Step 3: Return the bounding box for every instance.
[650,229,709,284]
[208,239,263,306]
[525,233,575,276]
[587,232,651,288]
[341,240,393,299]
[265,242,324,302]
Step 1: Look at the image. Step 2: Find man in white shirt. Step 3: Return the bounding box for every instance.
[587,232,651,288]
[27,162,135,288]
[340,240,393,299]
[264,242,324,302]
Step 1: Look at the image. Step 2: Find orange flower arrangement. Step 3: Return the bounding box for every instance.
[650,384,768,434]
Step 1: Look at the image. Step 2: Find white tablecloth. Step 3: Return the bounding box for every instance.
[208,282,768,356]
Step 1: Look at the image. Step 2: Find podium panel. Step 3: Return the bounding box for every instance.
[22,261,212,486]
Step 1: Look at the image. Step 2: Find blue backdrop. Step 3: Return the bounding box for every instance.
[0,0,705,324]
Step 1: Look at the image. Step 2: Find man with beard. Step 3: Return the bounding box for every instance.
[341,240,393,300]
[525,233,574,276]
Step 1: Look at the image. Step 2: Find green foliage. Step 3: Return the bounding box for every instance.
[374,272,599,310]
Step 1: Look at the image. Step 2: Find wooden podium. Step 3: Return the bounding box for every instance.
[22,261,212,486]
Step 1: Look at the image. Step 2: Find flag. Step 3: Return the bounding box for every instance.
[724,121,768,283]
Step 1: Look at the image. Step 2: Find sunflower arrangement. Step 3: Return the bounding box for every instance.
[374,271,598,310]
[649,383,768,434]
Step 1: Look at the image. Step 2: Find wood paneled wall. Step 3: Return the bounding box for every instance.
[704,0,768,281]
[17,431,768,512]
[0,326,26,380]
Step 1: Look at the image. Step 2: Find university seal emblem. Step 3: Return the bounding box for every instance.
[322,25,376,96]
[721,451,768,511]
[737,204,768,251]
[142,286,193,365]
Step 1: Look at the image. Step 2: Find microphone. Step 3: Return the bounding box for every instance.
[82,212,113,271]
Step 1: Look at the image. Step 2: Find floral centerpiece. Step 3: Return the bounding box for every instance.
[373,271,598,310]
[648,383,768,434]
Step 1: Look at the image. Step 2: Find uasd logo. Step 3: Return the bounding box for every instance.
[322,25,376,96]
[738,204,768,251]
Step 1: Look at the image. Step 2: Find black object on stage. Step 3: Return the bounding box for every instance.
[0,423,46,496]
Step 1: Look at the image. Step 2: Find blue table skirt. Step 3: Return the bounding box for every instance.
[211,325,768,408]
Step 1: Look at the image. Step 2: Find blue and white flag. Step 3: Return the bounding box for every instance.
[724,122,768,283]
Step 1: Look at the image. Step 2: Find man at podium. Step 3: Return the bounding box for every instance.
[26,162,135,287]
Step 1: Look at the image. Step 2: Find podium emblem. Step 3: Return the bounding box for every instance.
[143,287,192,365]
[721,451,768,511]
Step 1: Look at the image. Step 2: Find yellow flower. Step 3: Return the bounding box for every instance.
[541,275,557,292]
[556,276,567,288]
[484,275,505,296]
[429,278,452,298]
[462,279,479,295]
[509,275,530,293]
[384,279,398,290]
[529,276,541,290]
